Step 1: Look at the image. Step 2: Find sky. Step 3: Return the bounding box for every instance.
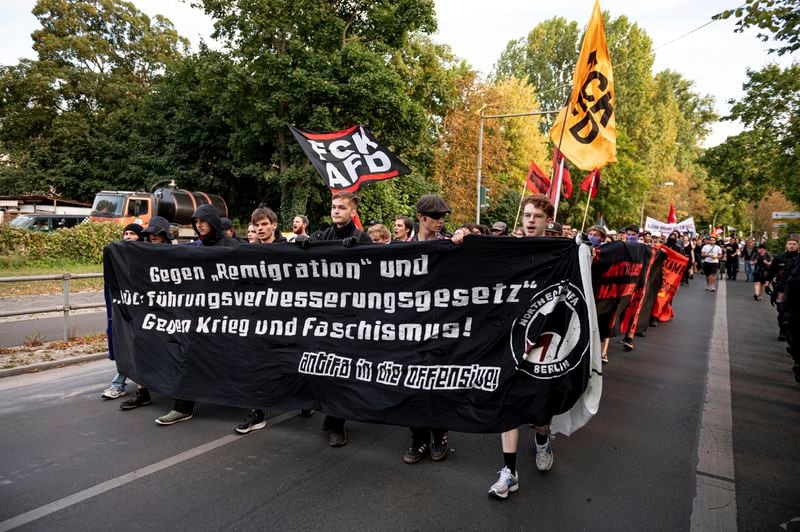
[0,0,794,147]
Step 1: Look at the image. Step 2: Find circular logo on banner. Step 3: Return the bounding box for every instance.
[509,281,590,380]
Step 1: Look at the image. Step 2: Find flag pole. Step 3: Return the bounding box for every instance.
[513,179,528,231]
[580,178,595,233]
[551,95,571,222]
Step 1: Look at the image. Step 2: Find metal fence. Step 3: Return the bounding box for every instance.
[0,273,104,340]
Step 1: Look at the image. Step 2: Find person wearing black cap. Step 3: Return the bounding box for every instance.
[310,192,371,447]
[154,205,239,426]
[140,216,173,244]
[544,222,564,237]
[101,223,143,400]
[118,219,174,411]
[401,194,452,465]
[220,217,235,239]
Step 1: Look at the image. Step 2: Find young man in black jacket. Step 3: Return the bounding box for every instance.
[155,205,238,426]
[311,192,372,446]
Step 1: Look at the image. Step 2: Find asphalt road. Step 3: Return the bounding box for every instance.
[0,278,797,531]
[0,292,105,347]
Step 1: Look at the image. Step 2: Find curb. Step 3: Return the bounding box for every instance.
[0,352,109,378]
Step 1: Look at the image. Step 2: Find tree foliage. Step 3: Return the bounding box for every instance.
[715,0,800,56]
[703,63,800,206]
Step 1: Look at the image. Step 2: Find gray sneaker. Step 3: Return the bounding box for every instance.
[535,437,554,471]
[155,410,193,426]
[488,466,519,499]
[101,387,126,400]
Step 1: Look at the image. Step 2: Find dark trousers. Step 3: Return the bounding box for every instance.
[324,415,345,433]
[726,258,738,280]
[173,399,195,414]
[410,426,447,445]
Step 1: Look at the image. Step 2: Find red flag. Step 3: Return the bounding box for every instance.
[525,160,551,195]
[552,147,573,199]
[667,204,676,224]
[580,169,600,198]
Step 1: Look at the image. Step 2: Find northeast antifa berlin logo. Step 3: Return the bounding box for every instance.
[289,125,411,192]
[509,282,590,379]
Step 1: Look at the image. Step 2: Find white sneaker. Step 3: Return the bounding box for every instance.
[488,466,519,499]
[101,387,126,400]
[535,437,554,471]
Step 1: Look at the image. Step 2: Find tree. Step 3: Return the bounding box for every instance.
[0,0,188,199]
[714,0,800,56]
[703,63,800,205]
[492,17,580,115]
[433,74,550,225]
[188,0,448,226]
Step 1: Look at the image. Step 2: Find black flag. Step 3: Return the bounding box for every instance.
[289,125,411,192]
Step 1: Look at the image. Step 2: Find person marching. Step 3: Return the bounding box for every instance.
[154,205,239,426]
[118,217,173,411]
[101,223,143,400]
[488,194,556,500]
[401,194,452,465]
[701,235,723,291]
[310,192,372,447]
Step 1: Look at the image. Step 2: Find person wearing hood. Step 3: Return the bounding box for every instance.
[155,206,238,426]
[191,204,239,247]
[101,223,143,401]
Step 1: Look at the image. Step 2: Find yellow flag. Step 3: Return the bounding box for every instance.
[549,0,616,170]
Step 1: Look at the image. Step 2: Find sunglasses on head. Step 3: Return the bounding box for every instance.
[424,212,447,220]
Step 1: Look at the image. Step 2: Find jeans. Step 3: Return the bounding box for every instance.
[744,260,754,281]
[110,373,127,391]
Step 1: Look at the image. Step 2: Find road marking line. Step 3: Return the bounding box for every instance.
[690,280,737,530]
[0,410,298,532]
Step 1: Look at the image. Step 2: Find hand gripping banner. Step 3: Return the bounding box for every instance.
[104,238,601,434]
[289,125,411,192]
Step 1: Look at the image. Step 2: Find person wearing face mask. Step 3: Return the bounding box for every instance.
[624,225,640,243]
[587,225,606,248]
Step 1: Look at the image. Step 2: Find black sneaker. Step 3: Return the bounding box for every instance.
[778,334,786,342]
[430,433,449,461]
[235,409,267,434]
[120,388,152,410]
[403,442,429,464]
[300,409,314,417]
[621,337,634,351]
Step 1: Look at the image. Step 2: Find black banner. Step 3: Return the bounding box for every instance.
[634,248,666,335]
[104,238,601,434]
[592,241,651,339]
[288,125,411,192]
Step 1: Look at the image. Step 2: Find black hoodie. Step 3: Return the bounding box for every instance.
[191,204,239,247]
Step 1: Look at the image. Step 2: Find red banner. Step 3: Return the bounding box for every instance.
[651,245,689,322]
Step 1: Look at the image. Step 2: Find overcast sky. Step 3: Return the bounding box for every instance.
[1,0,794,147]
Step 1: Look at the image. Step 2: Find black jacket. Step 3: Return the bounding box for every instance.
[311,220,372,243]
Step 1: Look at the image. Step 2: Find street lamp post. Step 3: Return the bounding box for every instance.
[475,108,559,224]
[640,181,673,228]
[711,204,735,234]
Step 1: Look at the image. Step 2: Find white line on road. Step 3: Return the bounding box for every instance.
[0,410,298,532]
[690,280,737,530]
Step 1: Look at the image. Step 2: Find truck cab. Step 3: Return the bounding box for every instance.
[90,192,152,227]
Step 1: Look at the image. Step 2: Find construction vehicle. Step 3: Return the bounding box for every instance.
[90,180,228,239]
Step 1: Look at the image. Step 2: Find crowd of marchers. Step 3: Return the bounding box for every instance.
[99,190,800,501]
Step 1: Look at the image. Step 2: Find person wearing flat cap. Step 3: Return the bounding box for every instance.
[412,194,451,242]
[490,221,509,236]
[400,194,452,465]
